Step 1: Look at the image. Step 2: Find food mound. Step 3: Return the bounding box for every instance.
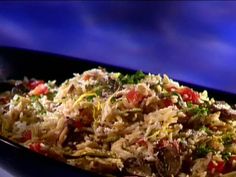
[1,68,236,177]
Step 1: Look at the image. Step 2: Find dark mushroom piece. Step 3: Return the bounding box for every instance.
[155,144,182,177]
[212,101,231,110]
[225,109,236,120]
[11,81,29,95]
[212,101,236,120]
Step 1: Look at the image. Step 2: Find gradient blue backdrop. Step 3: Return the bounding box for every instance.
[0,1,236,95]
[0,2,236,177]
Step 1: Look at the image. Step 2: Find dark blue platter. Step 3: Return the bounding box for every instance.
[0,46,236,177]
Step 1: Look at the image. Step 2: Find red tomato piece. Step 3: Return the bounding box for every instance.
[83,74,92,81]
[166,86,199,104]
[21,130,32,142]
[29,142,42,153]
[178,87,200,104]
[126,89,144,106]
[30,83,49,96]
[28,80,44,90]
[166,86,177,92]
[162,98,173,107]
[208,160,225,175]
[229,156,236,163]
[224,156,236,173]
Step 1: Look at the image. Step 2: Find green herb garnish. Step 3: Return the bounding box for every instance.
[222,133,234,146]
[34,101,46,114]
[118,71,145,84]
[222,151,231,160]
[199,126,212,135]
[30,96,46,114]
[187,102,193,108]
[110,97,116,104]
[47,92,56,101]
[30,95,40,101]
[87,95,96,102]
[95,89,102,96]
[195,144,214,157]
[189,106,209,117]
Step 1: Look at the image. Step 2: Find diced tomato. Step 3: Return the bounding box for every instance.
[162,98,173,107]
[224,156,236,172]
[29,83,49,96]
[83,74,92,81]
[126,89,144,106]
[229,156,236,164]
[28,80,44,90]
[29,142,42,153]
[208,160,225,175]
[178,87,200,104]
[21,130,32,142]
[166,85,200,104]
[83,73,97,81]
[166,86,177,92]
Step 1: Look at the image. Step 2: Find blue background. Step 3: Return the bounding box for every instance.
[0,1,236,95]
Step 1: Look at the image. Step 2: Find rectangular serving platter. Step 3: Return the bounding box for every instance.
[0,46,236,177]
